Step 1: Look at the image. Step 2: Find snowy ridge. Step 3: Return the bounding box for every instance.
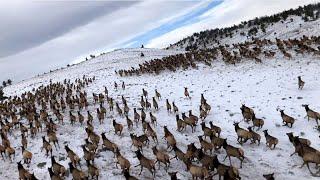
[169,14,320,51]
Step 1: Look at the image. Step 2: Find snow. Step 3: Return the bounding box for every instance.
[1,47,320,180]
[169,15,320,51]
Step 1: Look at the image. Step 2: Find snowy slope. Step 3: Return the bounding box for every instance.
[169,15,320,51]
[2,47,320,180]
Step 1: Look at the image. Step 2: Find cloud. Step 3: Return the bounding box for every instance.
[146,0,318,48]
[0,1,137,58]
[0,0,201,82]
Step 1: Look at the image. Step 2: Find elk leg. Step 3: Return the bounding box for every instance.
[223,155,228,161]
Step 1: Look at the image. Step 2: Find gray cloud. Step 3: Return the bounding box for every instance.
[0,0,200,82]
[0,1,137,57]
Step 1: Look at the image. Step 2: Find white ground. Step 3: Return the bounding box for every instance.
[2,48,320,180]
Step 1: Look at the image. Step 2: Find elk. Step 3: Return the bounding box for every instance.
[248,127,261,145]
[21,146,32,164]
[85,138,98,153]
[278,109,295,127]
[289,135,318,157]
[152,146,170,171]
[299,145,320,176]
[166,99,172,112]
[113,119,123,135]
[81,145,95,163]
[182,113,196,133]
[47,130,60,150]
[263,173,275,180]
[171,145,188,166]
[199,106,208,120]
[115,148,131,171]
[184,87,190,99]
[240,104,254,122]
[172,102,179,113]
[197,149,217,171]
[96,108,104,124]
[48,167,63,180]
[198,136,214,154]
[168,172,178,180]
[209,121,221,137]
[85,128,100,145]
[69,162,87,180]
[69,111,76,125]
[233,122,252,144]
[140,96,146,109]
[155,89,161,100]
[51,156,66,177]
[150,112,157,126]
[0,144,5,159]
[134,150,156,177]
[222,139,245,168]
[185,160,209,180]
[210,134,225,151]
[130,134,144,152]
[298,76,305,90]
[252,113,264,130]
[21,133,28,149]
[152,97,159,110]
[263,130,278,150]
[163,126,176,150]
[302,104,320,125]
[126,115,134,130]
[286,132,311,146]
[188,110,199,124]
[133,108,140,126]
[176,114,186,132]
[41,136,52,157]
[201,122,215,139]
[142,88,148,98]
[123,169,138,180]
[101,133,118,154]
[86,160,99,180]
[212,157,241,180]
[65,145,81,167]
[17,161,32,180]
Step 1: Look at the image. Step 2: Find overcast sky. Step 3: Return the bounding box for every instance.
[0,0,318,83]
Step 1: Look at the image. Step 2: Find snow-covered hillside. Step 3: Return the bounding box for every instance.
[169,14,320,51]
[1,47,320,180]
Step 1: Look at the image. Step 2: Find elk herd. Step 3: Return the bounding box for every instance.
[0,71,319,180]
[116,35,320,77]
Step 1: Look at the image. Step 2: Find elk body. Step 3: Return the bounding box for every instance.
[302,105,320,125]
[185,161,209,180]
[113,119,123,135]
[152,146,170,171]
[279,109,295,127]
[135,150,156,177]
[222,139,245,168]
[252,114,264,130]
[240,104,254,122]
[263,130,278,150]
[51,156,66,177]
[233,122,252,144]
[163,126,176,149]
[298,76,305,90]
[69,162,87,180]
[21,146,32,164]
[248,127,261,145]
[65,145,81,167]
[115,148,131,171]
